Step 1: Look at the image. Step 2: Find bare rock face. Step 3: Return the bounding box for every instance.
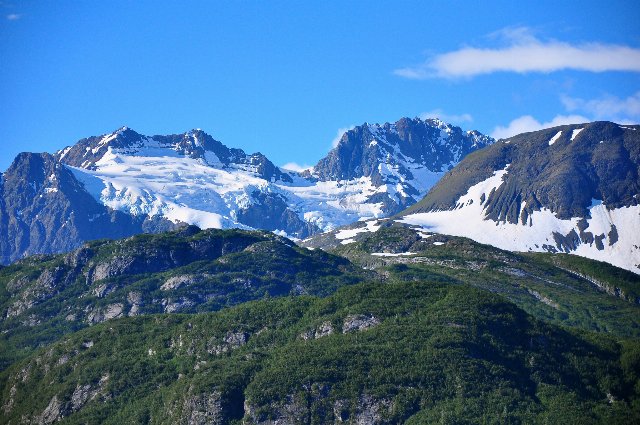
[208,331,249,355]
[164,298,196,313]
[342,314,380,333]
[315,321,335,339]
[127,291,143,316]
[182,390,224,425]
[70,375,109,412]
[244,387,391,425]
[161,274,199,291]
[5,267,66,318]
[87,303,124,323]
[37,395,63,425]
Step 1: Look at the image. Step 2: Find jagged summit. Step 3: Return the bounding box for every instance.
[313,117,493,181]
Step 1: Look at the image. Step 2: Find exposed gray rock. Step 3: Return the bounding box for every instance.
[208,331,249,355]
[164,298,196,313]
[127,291,142,316]
[315,321,334,339]
[299,321,336,340]
[2,384,17,414]
[342,315,380,333]
[37,395,63,425]
[181,390,224,425]
[352,394,392,424]
[161,275,198,291]
[87,303,124,323]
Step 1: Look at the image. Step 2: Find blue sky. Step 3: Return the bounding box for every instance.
[1,1,639,171]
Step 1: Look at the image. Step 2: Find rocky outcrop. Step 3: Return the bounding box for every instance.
[301,321,335,340]
[208,331,249,355]
[342,314,380,333]
[181,391,224,425]
[87,303,124,323]
[244,390,391,425]
[235,190,319,239]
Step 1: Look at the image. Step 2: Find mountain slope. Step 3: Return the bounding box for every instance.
[303,220,640,339]
[399,121,640,273]
[0,152,176,264]
[1,281,638,424]
[0,227,368,369]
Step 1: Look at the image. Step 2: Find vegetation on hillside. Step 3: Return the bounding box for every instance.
[2,281,638,424]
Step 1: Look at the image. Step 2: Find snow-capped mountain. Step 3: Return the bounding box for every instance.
[399,121,640,273]
[0,117,492,263]
[0,118,493,263]
[60,119,493,234]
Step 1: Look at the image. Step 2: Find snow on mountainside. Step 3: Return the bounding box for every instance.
[52,118,492,239]
[311,117,493,215]
[399,121,640,273]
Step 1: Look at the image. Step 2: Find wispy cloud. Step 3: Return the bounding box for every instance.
[6,13,20,20]
[491,114,589,139]
[561,91,640,123]
[419,109,473,124]
[394,26,640,79]
[281,162,313,172]
[331,125,355,148]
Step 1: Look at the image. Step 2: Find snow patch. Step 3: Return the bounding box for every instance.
[334,220,381,240]
[57,146,72,160]
[548,131,562,146]
[570,128,584,141]
[371,252,416,257]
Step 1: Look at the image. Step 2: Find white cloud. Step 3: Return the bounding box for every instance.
[331,125,355,148]
[491,114,589,139]
[280,162,313,172]
[561,91,640,123]
[6,13,20,20]
[419,109,473,124]
[394,26,640,79]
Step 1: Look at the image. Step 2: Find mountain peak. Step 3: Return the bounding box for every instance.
[313,117,494,182]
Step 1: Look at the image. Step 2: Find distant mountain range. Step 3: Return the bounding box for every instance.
[0,118,492,264]
[1,118,638,274]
